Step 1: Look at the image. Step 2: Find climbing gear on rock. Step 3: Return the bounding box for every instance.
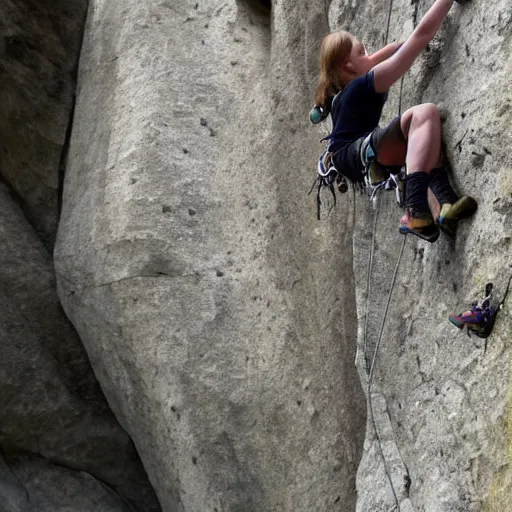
[449,283,497,338]
[360,133,390,187]
[308,150,349,220]
[437,196,478,237]
[450,275,512,348]
[309,104,329,125]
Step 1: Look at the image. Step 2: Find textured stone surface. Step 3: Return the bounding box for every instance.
[54,0,512,510]
[0,182,159,511]
[55,0,365,510]
[0,0,87,246]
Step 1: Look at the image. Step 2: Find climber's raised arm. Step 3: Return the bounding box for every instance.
[368,42,402,67]
[373,0,467,93]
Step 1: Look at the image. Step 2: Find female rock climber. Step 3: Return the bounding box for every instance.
[312,0,476,242]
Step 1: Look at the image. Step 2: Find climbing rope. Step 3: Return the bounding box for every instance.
[362,202,380,369]
[361,1,413,509]
[367,235,407,387]
[365,235,407,510]
[384,0,395,45]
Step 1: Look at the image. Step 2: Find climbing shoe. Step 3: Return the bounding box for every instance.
[449,284,497,338]
[437,196,478,237]
[399,207,440,243]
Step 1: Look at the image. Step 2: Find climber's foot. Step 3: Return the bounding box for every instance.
[437,196,478,237]
[399,207,439,243]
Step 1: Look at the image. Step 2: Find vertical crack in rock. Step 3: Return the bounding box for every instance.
[0,1,161,510]
[0,0,88,249]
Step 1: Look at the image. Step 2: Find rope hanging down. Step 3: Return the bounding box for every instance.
[362,0,411,509]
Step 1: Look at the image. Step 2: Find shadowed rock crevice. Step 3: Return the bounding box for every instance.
[243,0,271,16]
[0,1,161,509]
[0,0,88,248]
[0,182,160,510]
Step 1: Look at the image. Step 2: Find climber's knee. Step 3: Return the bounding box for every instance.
[401,103,440,136]
[412,103,440,123]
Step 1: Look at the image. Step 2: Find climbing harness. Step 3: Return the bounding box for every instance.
[309,128,405,219]
[360,133,406,203]
[308,150,349,220]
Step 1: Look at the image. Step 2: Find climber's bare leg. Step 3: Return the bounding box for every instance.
[399,103,442,174]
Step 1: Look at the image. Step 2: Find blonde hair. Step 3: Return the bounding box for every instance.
[314,31,354,107]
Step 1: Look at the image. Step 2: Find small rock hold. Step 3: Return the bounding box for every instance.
[188,208,197,216]
[216,270,224,277]
[162,205,172,213]
[183,148,189,154]
[130,178,138,185]
[200,118,208,126]
[192,456,197,465]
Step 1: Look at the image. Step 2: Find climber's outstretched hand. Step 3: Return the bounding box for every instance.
[373,0,462,93]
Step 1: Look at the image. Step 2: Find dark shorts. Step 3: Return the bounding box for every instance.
[370,116,407,161]
[333,116,405,184]
[370,115,406,168]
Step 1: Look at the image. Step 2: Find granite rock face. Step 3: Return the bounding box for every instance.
[54,0,512,511]
[55,0,365,510]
